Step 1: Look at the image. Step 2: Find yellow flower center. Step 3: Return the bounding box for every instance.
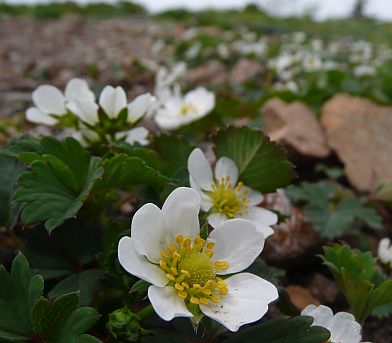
[179,103,197,116]
[159,235,229,305]
[209,176,249,218]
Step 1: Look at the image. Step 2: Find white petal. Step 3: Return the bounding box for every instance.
[242,186,263,206]
[127,93,156,124]
[237,207,277,239]
[67,99,99,126]
[99,85,127,119]
[238,207,278,226]
[130,203,166,263]
[301,304,333,327]
[148,285,193,321]
[154,108,184,130]
[26,107,57,126]
[207,212,227,228]
[190,176,212,211]
[32,85,66,115]
[65,78,95,102]
[184,87,215,115]
[118,236,167,287]
[200,273,278,332]
[162,187,201,240]
[125,127,149,146]
[187,148,213,190]
[208,218,265,274]
[328,312,361,343]
[215,157,238,185]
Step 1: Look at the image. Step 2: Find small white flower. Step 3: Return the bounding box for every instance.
[67,98,99,126]
[301,305,362,343]
[155,88,215,130]
[118,187,278,332]
[378,238,392,267]
[26,78,94,126]
[353,65,376,78]
[99,85,127,119]
[187,148,277,238]
[116,127,149,146]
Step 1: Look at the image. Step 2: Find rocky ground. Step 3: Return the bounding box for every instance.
[0,15,178,115]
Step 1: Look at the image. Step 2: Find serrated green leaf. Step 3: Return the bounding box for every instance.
[32,292,79,341]
[213,126,295,193]
[222,316,330,343]
[0,156,25,229]
[288,183,382,238]
[49,269,104,306]
[15,137,103,232]
[96,154,168,189]
[0,253,44,340]
[56,307,101,343]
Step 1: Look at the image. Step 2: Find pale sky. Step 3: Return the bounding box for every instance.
[5,0,392,21]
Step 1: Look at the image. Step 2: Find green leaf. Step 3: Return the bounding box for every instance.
[322,244,392,321]
[288,182,382,238]
[48,270,104,306]
[213,126,296,193]
[0,253,44,340]
[0,156,25,228]
[222,316,330,343]
[130,279,151,294]
[56,307,101,343]
[32,292,79,341]
[96,154,168,189]
[15,137,103,232]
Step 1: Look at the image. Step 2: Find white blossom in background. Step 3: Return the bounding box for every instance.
[115,127,149,146]
[26,78,94,126]
[187,148,277,238]
[118,187,278,332]
[154,87,215,130]
[353,65,376,78]
[378,238,392,267]
[154,62,187,102]
[302,305,362,343]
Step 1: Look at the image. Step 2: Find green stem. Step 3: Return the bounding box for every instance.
[137,304,154,319]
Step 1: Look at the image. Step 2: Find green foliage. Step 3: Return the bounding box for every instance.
[322,244,392,322]
[0,253,43,341]
[287,182,382,238]
[213,126,296,193]
[106,307,149,342]
[222,316,330,343]
[0,253,101,343]
[13,137,103,232]
[96,154,168,189]
[0,156,25,229]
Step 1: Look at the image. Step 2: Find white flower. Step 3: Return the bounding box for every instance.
[187,148,277,238]
[353,65,376,78]
[67,99,99,126]
[155,88,215,130]
[154,63,187,102]
[99,85,127,119]
[118,187,278,332]
[378,238,392,267]
[301,305,362,343]
[116,127,149,146]
[26,78,94,126]
[127,93,156,124]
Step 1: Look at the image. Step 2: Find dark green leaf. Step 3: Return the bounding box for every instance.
[32,292,79,341]
[213,126,295,193]
[130,279,151,294]
[0,156,25,228]
[15,137,103,232]
[96,154,168,189]
[0,253,44,340]
[222,316,330,343]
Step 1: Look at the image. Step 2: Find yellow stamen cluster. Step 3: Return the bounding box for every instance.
[159,235,229,305]
[210,176,249,218]
[179,103,197,116]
